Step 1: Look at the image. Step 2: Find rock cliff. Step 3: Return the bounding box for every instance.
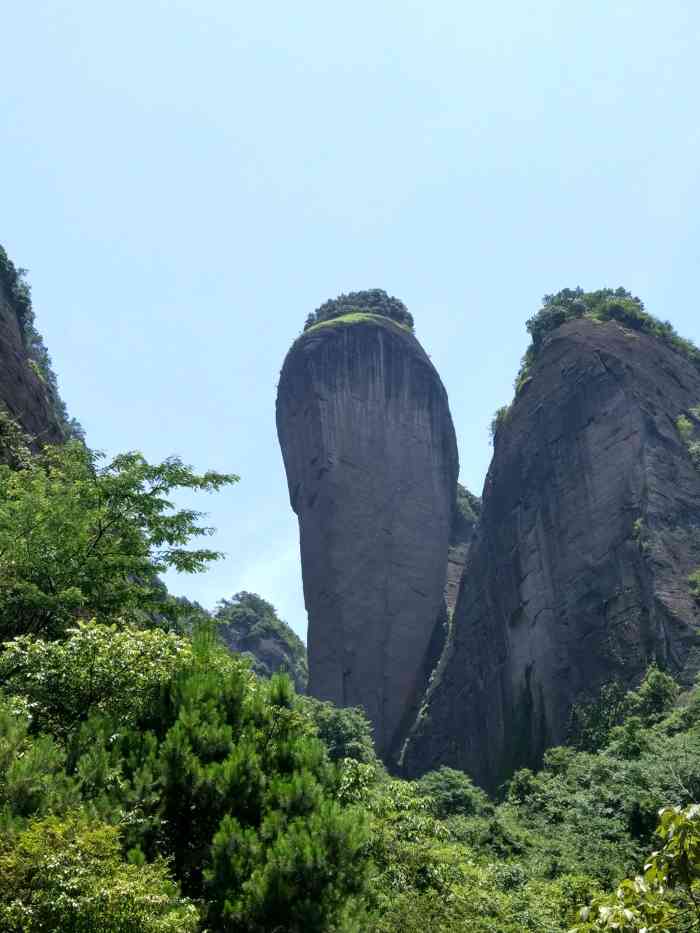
[0,246,67,451]
[445,484,480,615]
[403,316,700,789]
[276,311,458,760]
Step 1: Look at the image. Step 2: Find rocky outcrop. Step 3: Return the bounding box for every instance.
[0,277,64,449]
[276,313,458,761]
[403,317,700,789]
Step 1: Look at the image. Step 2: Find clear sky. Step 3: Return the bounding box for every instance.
[3,1,699,640]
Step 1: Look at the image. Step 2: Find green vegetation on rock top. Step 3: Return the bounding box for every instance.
[302,310,413,337]
[517,286,700,392]
[303,288,414,332]
[491,286,700,442]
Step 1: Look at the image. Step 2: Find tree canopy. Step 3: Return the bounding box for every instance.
[0,439,237,639]
[303,288,414,332]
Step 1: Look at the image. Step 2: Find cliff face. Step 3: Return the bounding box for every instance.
[276,314,458,761]
[403,317,700,789]
[445,485,480,615]
[0,277,64,448]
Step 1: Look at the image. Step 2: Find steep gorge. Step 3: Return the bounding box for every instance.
[276,311,458,761]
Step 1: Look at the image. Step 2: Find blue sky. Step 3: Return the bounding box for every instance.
[3,0,699,640]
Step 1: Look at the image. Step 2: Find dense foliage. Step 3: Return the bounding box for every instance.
[0,244,81,438]
[215,591,308,693]
[1,359,699,929]
[0,440,236,639]
[0,627,369,931]
[300,697,379,765]
[303,289,414,332]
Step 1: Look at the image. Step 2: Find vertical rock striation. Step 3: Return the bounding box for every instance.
[276,313,458,761]
[403,317,700,789]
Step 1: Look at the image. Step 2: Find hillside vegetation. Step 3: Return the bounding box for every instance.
[1,410,700,931]
[215,591,308,693]
[1,263,700,931]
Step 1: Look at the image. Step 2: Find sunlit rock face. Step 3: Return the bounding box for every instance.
[403,317,700,790]
[276,314,458,762]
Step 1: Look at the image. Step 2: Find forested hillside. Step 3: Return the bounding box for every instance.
[1,253,700,931]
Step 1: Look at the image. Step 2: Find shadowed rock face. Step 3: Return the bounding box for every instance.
[445,486,480,615]
[276,314,458,761]
[0,279,63,449]
[403,318,700,789]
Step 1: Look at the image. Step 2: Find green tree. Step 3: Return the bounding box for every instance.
[300,697,378,764]
[0,625,370,931]
[0,441,237,638]
[149,638,370,929]
[414,766,490,819]
[0,695,79,834]
[0,621,193,735]
[0,814,198,933]
[304,289,414,331]
[572,804,700,932]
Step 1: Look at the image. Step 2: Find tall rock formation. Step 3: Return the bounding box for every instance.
[0,246,66,451]
[403,315,700,789]
[276,311,458,761]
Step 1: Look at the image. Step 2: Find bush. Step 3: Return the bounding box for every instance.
[569,667,679,752]
[0,622,193,735]
[0,814,198,933]
[301,696,378,764]
[490,405,510,442]
[304,289,414,332]
[415,766,490,818]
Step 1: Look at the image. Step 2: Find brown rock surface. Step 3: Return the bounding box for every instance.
[403,318,700,789]
[276,314,458,761]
